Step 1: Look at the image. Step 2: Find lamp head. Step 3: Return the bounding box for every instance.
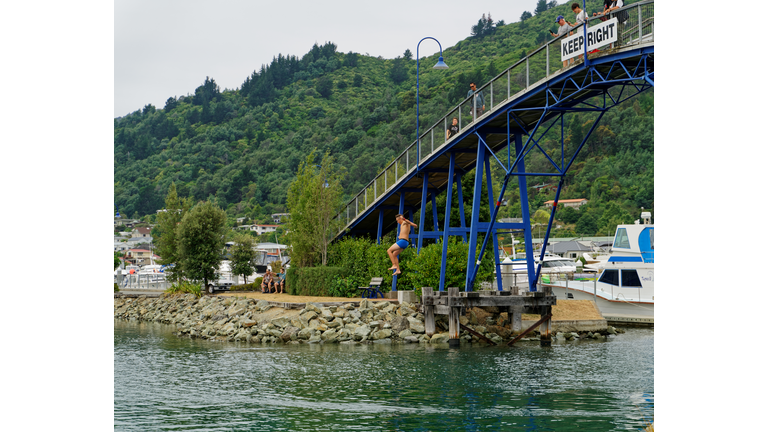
[432,56,449,69]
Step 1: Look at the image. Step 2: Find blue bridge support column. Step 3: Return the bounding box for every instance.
[439,152,456,291]
[465,136,487,291]
[377,209,384,245]
[484,152,503,291]
[417,173,429,252]
[514,133,537,292]
[456,173,467,242]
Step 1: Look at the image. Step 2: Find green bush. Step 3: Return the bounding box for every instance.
[399,237,494,293]
[230,282,255,291]
[166,281,202,298]
[287,266,350,297]
[328,236,495,298]
[114,283,120,293]
[327,236,396,292]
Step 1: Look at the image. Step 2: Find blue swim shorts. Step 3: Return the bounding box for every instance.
[395,239,409,249]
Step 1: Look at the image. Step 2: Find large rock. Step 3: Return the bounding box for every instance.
[298,328,314,340]
[371,329,392,340]
[430,333,451,344]
[233,329,250,341]
[321,329,339,342]
[407,317,425,333]
[398,329,413,339]
[389,316,409,333]
[354,325,372,340]
[280,326,300,342]
[271,317,291,328]
[404,336,420,343]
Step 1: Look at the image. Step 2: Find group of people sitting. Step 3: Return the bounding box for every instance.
[259,269,285,294]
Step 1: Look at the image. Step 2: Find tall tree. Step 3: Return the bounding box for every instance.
[534,0,548,15]
[389,57,407,84]
[155,183,192,283]
[176,200,227,292]
[286,150,345,267]
[230,233,257,284]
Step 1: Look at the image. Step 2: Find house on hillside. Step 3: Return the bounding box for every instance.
[131,227,152,238]
[125,249,161,266]
[544,198,588,210]
[272,213,290,224]
[125,236,152,247]
[538,240,593,259]
[251,224,279,235]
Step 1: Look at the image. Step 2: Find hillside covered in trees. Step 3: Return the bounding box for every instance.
[114,0,652,237]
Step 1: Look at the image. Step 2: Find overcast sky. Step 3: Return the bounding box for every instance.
[115,0,571,118]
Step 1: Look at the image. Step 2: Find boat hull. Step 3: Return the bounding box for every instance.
[548,283,653,325]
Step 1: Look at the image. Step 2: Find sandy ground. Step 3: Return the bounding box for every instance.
[218,291,392,304]
[217,292,602,321]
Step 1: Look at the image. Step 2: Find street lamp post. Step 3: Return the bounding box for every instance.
[416,37,448,171]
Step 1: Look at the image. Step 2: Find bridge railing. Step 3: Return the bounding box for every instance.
[339,1,654,230]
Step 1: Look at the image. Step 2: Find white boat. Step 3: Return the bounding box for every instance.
[502,253,578,274]
[546,221,654,325]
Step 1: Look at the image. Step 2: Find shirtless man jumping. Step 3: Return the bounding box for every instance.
[387,214,418,275]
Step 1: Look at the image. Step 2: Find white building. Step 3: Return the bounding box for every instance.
[251,224,279,235]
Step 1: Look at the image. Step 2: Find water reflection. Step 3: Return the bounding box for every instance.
[115,321,653,431]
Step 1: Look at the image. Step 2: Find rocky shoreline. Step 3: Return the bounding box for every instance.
[114,294,625,345]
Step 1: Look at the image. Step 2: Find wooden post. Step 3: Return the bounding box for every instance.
[510,305,522,333]
[448,287,460,347]
[540,305,552,347]
[423,287,436,337]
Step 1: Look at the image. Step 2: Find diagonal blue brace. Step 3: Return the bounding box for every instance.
[533,177,565,284]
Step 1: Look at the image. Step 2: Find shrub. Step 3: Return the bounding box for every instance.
[166,281,202,298]
[114,283,120,293]
[287,266,350,297]
[230,282,256,291]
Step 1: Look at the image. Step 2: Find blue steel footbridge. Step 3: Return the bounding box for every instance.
[333,1,654,294]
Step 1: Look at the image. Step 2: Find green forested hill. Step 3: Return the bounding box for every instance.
[114,0,652,236]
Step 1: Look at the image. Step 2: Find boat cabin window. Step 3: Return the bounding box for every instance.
[621,270,642,287]
[614,228,630,249]
[599,269,619,286]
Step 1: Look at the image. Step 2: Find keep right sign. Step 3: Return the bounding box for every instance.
[561,18,618,62]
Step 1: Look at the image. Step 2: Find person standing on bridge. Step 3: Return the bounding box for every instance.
[466,83,485,119]
[571,3,589,64]
[446,117,459,139]
[593,0,612,21]
[387,214,418,276]
[550,16,574,68]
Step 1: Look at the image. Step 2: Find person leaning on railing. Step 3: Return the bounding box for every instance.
[593,0,612,21]
[550,16,574,68]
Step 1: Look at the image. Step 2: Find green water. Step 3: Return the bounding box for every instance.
[114,320,653,431]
